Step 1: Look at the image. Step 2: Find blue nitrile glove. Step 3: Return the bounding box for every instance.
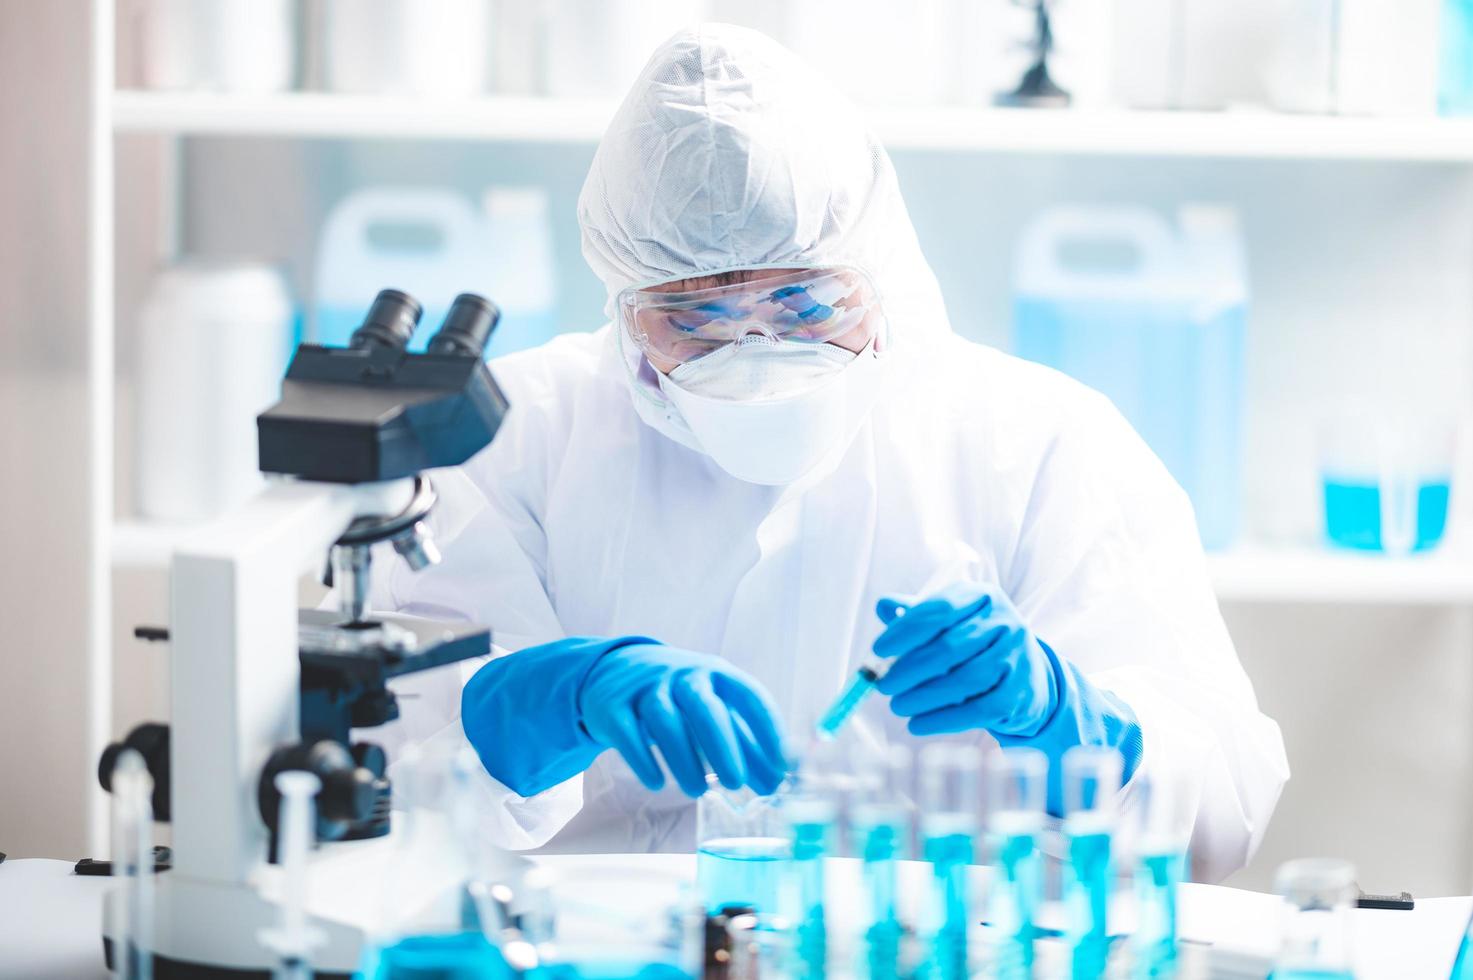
[462,637,789,799]
[871,583,1143,815]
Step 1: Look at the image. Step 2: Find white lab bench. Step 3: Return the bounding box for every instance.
[0,853,1467,978]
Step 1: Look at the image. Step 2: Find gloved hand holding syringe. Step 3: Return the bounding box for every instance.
[816,545,983,740]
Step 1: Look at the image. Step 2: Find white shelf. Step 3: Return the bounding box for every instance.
[1207,546,1473,605]
[111,90,1473,162]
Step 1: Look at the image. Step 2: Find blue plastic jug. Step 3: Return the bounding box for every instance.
[1013,206,1247,551]
[312,186,558,358]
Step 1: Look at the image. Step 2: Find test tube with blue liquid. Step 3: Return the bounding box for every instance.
[918,744,981,980]
[1452,905,1473,980]
[851,744,913,980]
[816,547,983,741]
[1064,746,1123,980]
[696,772,790,915]
[782,788,835,979]
[1129,775,1189,979]
[985,748,1046,980]
[1269,858,1357,980]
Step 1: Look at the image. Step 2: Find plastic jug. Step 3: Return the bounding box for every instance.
[1013,206,1247,550]
[312,187,557,358]
[135,261,295,522]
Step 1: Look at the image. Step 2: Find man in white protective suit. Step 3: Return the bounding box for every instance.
[372,24,1288,883]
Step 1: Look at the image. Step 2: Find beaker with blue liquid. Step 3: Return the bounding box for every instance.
[696,773,790,916]
[1063,746,1123,980]
[984,748,1047,980]
[1320,420,1454,555]
[357,748,516,980]
[1269,858,1357,980]
[917,744,982,980]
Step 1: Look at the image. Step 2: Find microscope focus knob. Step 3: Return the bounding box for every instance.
[98,722,171,822]
[259,741,377,842]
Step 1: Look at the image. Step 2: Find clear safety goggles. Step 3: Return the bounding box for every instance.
[618,266,881,366]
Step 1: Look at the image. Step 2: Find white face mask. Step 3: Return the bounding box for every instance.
[657,336,886,485]
[666,334,856,401]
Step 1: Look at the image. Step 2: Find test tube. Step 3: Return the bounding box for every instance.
[258,770,324,980]
[1271,858,1357,980]
[985,747,1046,980]
[851,743,913,980]
[919,744,982,980]
[110,749,154,980]
[1063,746,1124,980]
[783,789,835,979]
[1130,774,1190,979]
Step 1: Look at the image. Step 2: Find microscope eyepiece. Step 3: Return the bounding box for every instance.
[427,292,501,359]
[349,289,422,352]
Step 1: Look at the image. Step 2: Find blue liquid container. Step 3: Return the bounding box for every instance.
[1441,0,1473,115]
[788,809,832,979]
[1322,479,1450,552]
[1453,918,1473,979]
[358,931,512,980]
[1065,821,1113,979]
[988,815,1042,980]
[1133,850,1184,979]
[313,187,558,357]
[921,828,974,980]
[1014,206,1247,550]
[696,836,789,914]
[532,959,691,980]
[855,807,906,980]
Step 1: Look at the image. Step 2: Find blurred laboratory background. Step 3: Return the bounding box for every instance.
[5,0,1473,897]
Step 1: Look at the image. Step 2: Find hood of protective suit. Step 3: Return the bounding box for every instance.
[577,23,954,425]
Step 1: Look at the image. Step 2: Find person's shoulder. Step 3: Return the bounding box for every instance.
[487,328,612,405]
[922,334,1121,426]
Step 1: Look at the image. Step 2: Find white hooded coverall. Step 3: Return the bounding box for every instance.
[371,24,1289,884]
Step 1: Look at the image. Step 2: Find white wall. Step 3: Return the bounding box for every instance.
[0,0,101,859]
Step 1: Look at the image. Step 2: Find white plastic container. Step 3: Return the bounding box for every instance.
[542,0,707,98]
[135,0,296,93]
[135,262,294,523]
[1265,0,1440,116]
[1013,206,1248,550]
[320,0,490,98]
[313,186,557,357]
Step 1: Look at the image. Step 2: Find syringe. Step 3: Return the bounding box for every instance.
[814,547,984,741]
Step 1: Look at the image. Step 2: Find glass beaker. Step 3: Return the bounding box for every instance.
[1270,858,1357,980]
[725,912,796,980]
[529,865,693,980]
[1319,419,1455,555]
[359,747,515,980]
[696,773,791,915]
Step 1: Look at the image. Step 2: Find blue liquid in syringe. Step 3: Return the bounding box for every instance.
[360,931,512,979]
[696,836,789,913]
[1065,817,1113,980]
[922,820,974,980]
[815,666,879,738]
[989,813,1041,980]
[1134,849,1184,978]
